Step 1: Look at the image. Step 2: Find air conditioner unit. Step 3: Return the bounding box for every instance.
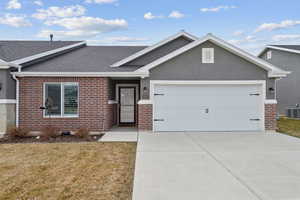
[286,107,300,118]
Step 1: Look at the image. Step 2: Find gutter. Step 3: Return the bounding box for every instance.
[12,74,19,127]
[11,71,149,78]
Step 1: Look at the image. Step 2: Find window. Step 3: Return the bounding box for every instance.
[44,83,79,117]
[267,50,272,60]
[202,48,214,63]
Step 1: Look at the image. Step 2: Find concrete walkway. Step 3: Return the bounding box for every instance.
[133,132,300,200]
[98,127,138,142]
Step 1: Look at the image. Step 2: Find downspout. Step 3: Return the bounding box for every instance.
[11,65,21,127]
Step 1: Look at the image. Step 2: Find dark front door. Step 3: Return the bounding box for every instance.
[119,87,136,125]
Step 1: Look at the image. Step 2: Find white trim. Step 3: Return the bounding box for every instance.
[265,99,277,104]
[110,31,198,67]
[43,82,79,118]
[0,99,16,104]
[150,80,266,132]
[259,45,300,57]
[138,100,152,105]
[11,42,86,65]
[12,71,149,78]
[136,33,290,78]
[108,100,118,104]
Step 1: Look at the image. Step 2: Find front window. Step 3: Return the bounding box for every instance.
[44,83,79,117]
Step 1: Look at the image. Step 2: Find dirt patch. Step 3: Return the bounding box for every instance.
[0,142,137,200]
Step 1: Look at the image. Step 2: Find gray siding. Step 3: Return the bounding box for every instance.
[0,69,16,99]
[126,36,193,66]
[260,49,300,114]
[141,41,275,100]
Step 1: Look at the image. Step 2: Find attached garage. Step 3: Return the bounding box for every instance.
[151,81,265,132]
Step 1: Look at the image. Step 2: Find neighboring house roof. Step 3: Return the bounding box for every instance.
[135,33,290,78]
[0,41,82,62]
[110,31,198,67]
[258,45,300,57]
[22,46,147,72]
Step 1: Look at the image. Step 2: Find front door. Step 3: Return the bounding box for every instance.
[119,87,136,125]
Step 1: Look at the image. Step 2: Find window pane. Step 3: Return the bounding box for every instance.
[45,84,61,116]
[64,84,78,115]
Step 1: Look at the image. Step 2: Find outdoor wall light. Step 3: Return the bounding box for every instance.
[269,87,275,93]
[143,86,148,92]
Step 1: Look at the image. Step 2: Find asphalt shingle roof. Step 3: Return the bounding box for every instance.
[270,45,300,51]
[0,41,81,62]
[23,46,148,72]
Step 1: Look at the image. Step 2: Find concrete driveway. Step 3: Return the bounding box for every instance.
[132,132,300,200]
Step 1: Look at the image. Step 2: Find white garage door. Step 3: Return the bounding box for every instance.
[153,83,264,132]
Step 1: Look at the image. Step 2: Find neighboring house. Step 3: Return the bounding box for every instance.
[259,45,299,115]
[2,31,289,134]
[0,40,85,134]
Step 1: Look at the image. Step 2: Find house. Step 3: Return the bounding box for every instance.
[1,31,289,134]
[0,40,84,134]
[259,45,299,115]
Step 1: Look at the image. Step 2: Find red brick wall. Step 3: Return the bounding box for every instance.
[138,104,152,130]
[265,103,277,130]
[19,77,114,132]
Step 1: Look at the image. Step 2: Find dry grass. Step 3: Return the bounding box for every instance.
[278,117,300,138]
[0,142,136,200]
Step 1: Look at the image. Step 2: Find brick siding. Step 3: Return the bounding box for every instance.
[19,77,114,132]
[265,103,277,130]
[138,104,152,130]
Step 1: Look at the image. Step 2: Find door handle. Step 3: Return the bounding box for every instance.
[205,108,209,113]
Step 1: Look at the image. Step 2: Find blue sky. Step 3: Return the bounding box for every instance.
[0,0,300,54]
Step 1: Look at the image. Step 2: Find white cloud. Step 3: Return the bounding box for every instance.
[255,20,300,33]
[85,0,117,4]
[34,0,43,6]
[233,30,244,36]
[37,29,100,38]
[272,34,300,42]
[6,0,22,10]
[0,14,31,27]
[38,16,128,38]
[144,12,164,20]
[169,11,184,19]
[45,16,127,31]
[200,6,237,12]
[87,37,149,45]
[101,36,148,43]
[228,35,257,45]
[32,5,86,20]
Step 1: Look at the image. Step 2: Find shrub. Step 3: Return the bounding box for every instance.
[75,128,90,139]
[7,126,29,139]
[41,126,60,140]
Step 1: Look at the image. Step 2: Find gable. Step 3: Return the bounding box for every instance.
[149,41,267,80]
[261,48,300,71]
[124,36,193,67]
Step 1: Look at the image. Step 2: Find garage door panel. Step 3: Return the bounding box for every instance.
[153,84,263,132]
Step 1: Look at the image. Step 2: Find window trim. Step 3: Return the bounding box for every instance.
[43,82,79,118]
[266,50,272,60]
[202,48,214,63]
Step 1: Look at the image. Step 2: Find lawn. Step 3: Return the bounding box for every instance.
[277,117,300,138]
[0,142,136,200]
